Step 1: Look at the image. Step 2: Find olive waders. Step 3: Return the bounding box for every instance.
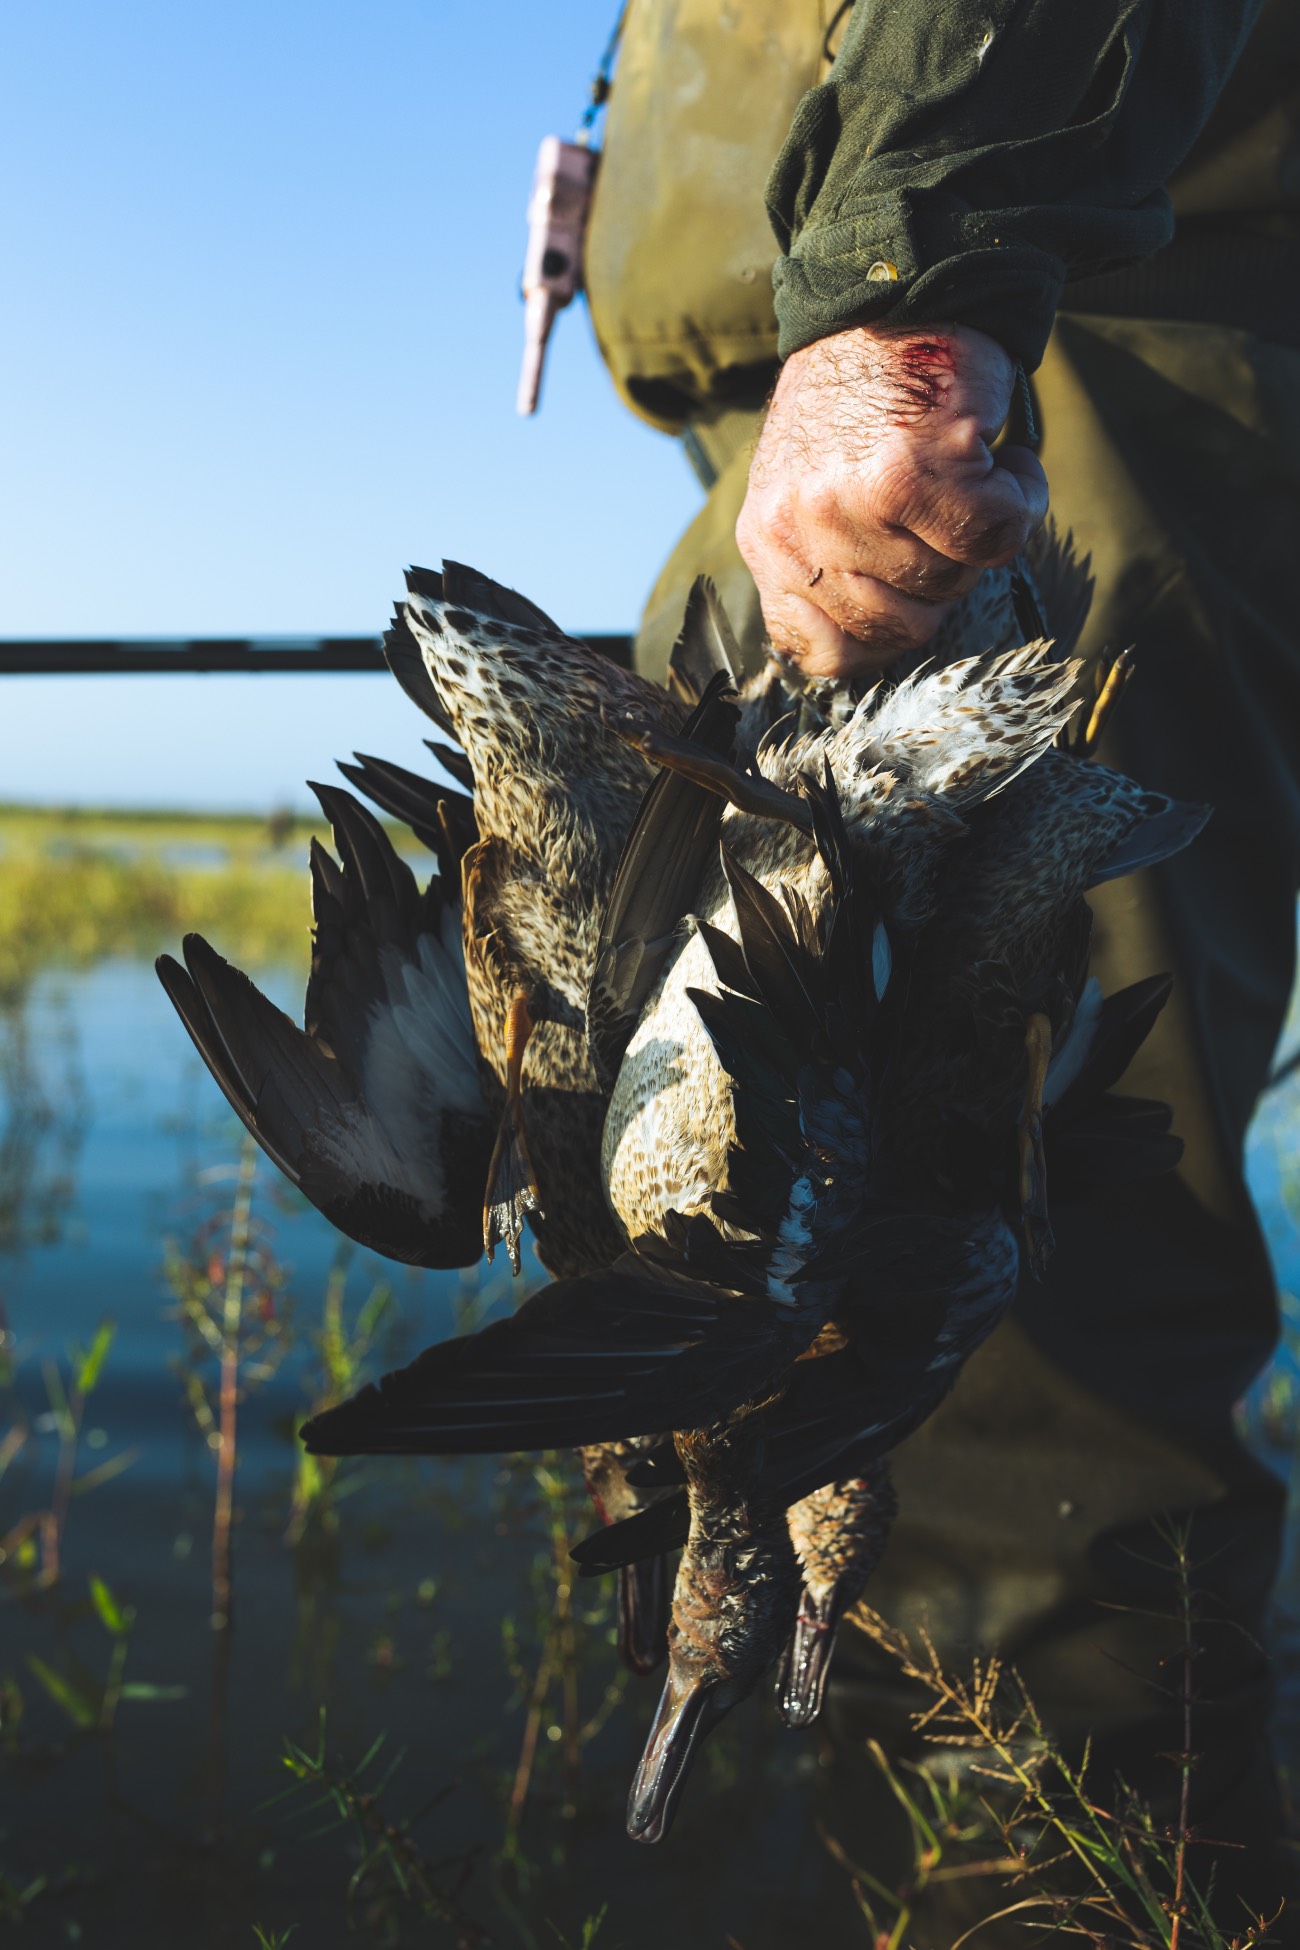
[584,2,1300,1938]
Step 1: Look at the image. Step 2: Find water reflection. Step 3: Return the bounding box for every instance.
[0,985,87,1257]
[1,952,1299,1946]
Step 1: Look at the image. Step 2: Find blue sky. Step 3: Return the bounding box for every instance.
[0,1,701,808]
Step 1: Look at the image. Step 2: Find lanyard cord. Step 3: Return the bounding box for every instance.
[822,0,855,64]
[578,1,629,142]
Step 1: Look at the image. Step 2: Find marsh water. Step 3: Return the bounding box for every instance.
[4,933,1300,1947]
[1,955,835,1948]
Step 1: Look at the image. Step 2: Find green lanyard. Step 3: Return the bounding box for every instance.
[577,2,629,145]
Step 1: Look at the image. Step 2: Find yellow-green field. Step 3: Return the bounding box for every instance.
[0,804,384,996]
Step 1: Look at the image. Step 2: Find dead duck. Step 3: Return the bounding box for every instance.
[571,954,1186,1758]
[303,613,1205,1839]
[156,562,734,1677]
[627,1400,801,1844]
[156,547,1201,1812]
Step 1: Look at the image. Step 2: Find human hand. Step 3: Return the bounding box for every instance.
[736,323,1048,680]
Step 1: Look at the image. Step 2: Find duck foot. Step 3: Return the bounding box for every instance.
[1018,1010,1054,1278]
[603,709,813,833]
[483,991,542,1275]
[779,1465,897,1728]
[775,1583,852,1729]
[1075,646,1135,757]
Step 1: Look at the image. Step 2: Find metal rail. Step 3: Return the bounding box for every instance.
[0,635,634,675]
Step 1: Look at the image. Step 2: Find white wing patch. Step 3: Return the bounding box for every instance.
[314,903,482,1220]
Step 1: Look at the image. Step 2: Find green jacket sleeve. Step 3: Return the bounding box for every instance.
[768,0,1263,368]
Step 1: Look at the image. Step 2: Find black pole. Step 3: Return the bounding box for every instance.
[0,635,633,675]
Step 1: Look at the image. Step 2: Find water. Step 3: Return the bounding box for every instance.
[0,964,832,1949]
[4,958,1300,1948]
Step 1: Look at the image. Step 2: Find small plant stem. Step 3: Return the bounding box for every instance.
[507,1634,555,1840]
[544,1470,582,1809]
[205,1148,256,1834]
[41,1365,81,1587]
[99,1631,129,1733]
[282,1725,489,1945]
[1168,1532,1194,1950]
[211,1142,255,1634]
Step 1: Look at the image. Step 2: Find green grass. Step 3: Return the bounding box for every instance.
[0,804,402,995]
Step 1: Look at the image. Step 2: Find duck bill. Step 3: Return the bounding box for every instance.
[617,1557,670,1678]
[626,1666,724,1844]
[776,1582,849,1729]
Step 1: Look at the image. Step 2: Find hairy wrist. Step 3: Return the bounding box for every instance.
[737,322,1046,679]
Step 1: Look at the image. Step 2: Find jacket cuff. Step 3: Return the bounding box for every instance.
[772,198,1068,370]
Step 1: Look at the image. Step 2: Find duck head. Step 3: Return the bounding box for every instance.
[626,1411,800,1843]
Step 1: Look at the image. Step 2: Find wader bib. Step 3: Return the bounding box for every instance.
[586,3,1300,1938]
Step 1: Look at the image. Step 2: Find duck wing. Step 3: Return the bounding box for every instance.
[1043,972,1184,1192]
[587,650,740,1085]
[156,784,494,1268]
[304,769,893,1459]
[300,1221,809,1456]
[338,748,475,863]
[568,1239,1018,1579]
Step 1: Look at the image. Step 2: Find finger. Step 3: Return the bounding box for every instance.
[994,444,1051,512]
[893,450,1049,569]
[808,492,987,606]
[822,544,983,609]
[801,566,963,647]
[753,547,963,675]
[740,485,974,627]
[739,507,964,677]
[759,584,916,680]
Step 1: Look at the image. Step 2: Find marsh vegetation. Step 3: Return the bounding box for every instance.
[1,807,1299,1946]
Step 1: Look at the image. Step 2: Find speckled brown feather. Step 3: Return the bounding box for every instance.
[604,645,1083,1245]
[402,572,692,1277]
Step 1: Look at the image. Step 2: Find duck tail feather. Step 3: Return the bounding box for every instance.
[422,740,475,795]
[572,1495,690,1574]
[1047,973,1173,1112]
[618,1557,671,1676]
[339,749,472,860]
[802,763,885,1049]
[309,781,415,914]
[404,564,445,603]
[1088,797,1211,887]
[482,1093,542,1277]
[437,560,564,636]
[1023,522,1094,663]
[383,605,456,738]
[666,576,743,705]
[1047,1096,1183,1199]
[718,844,821,1051]
[692,917,759,1000]
[687,987,803,1213]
